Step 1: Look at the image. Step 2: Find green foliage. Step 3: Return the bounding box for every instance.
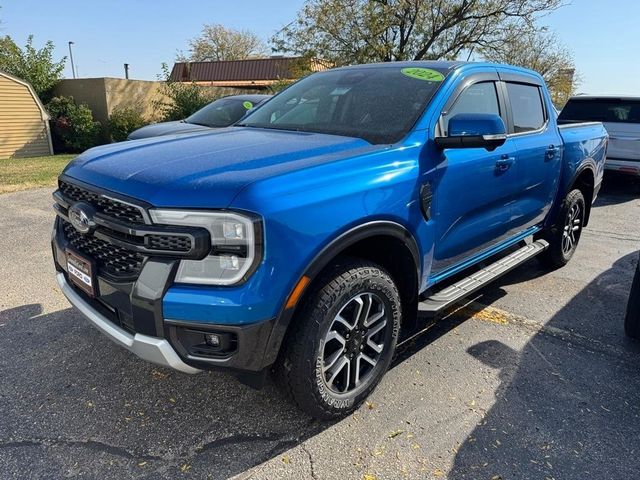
[268,57,317,93]
[154,63,215,121]
[0,35,66,102]
[109,105,147,142]
[268,79,295,94]
[480,28,578,109]
[46,96,102,153]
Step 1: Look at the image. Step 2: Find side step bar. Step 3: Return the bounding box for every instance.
[419,239,549,315]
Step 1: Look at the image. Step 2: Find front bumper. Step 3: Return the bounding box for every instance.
[56,272,200,374]
[52,213,277,374]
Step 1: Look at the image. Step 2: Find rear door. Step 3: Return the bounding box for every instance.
[504,80,562,232]
[431,75,520,274]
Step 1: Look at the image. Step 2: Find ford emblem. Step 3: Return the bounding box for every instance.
[68,202,96,234]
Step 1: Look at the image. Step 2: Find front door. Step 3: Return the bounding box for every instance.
[431,80,519,274]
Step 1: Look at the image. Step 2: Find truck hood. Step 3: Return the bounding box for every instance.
[63,127,375,208]
[127,120,211,140]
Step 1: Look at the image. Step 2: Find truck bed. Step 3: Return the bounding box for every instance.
[558,121,608,195]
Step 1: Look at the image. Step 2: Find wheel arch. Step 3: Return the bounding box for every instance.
[262,221,422,367]
[569,163,596,226]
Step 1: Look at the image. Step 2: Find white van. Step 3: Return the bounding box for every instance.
[559,96,640,176]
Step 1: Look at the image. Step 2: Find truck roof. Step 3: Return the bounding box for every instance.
[330,60,544,80]
[333,60,466,71]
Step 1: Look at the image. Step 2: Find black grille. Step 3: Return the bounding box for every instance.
[147,234,192,252]
[63,220,144,278]
[59,181,145,224]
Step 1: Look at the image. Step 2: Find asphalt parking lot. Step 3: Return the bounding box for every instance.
[1,175,639,480]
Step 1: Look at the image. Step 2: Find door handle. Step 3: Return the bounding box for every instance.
[496,156,515,171]
[546,145,559,160]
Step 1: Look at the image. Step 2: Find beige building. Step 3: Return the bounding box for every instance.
[0,71,53,159]
[53,77,169,126]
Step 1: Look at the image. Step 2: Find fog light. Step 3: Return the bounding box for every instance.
[204,333,220,347]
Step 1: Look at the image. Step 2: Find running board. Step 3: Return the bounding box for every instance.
[419,239,549,315]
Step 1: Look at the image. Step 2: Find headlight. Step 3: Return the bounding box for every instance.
[149,209,262,286]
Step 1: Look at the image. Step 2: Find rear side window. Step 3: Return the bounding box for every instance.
[442,82,501,135]
[506,83,545,133]
[559,99,640,124]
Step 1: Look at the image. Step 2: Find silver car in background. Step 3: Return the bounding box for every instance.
[559,96,640,176]
[128,94,271,140]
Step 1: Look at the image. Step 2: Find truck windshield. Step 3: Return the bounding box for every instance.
[559,98,640,124]
[237,66,448,144]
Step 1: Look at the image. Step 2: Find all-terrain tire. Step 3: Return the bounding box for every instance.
[274,258,401,420]
[537,189,586,269]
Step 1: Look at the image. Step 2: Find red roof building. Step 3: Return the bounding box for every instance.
[169,57,330,88]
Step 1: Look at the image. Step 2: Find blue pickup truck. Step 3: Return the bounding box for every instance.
[52,61,607,419]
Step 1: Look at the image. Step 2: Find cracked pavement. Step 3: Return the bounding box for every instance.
[1,175,639,479]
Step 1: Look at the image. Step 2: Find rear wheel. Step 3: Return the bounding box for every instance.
[275,259,401,419]
[537,189,586,268]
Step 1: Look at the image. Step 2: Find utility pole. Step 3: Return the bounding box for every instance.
[68,41,77,79]
[124,63,130,79]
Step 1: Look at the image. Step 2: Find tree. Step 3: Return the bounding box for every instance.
[273,0,563,65]
[109,105,147,142]
[46,96,102,153]
[153,63,215,121]
[179,23,268,62]
[0,35,66,101]
[480,27,578,108]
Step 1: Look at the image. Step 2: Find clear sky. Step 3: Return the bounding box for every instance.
[1,0,639,95]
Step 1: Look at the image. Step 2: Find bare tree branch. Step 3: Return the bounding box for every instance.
[180,24,268,62]
[273,0,564,66]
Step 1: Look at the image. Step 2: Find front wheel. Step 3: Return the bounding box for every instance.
[537,189,586,269]
[275,259,401,420]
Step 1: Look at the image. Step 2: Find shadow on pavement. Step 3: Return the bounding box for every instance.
[594,172,640,206]
[445,252,640,479]
[0,304,326,479]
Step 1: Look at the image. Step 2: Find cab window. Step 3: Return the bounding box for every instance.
[506,83,546,133]
[442,82,501,135]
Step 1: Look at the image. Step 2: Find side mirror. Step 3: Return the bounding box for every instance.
[435,113,507,151]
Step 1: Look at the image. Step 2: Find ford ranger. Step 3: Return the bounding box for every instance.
[52,61,607,419]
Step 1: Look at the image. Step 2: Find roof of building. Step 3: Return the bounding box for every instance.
[169,57,328,83]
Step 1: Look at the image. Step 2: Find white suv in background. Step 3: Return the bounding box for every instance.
[559,96,640,176]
